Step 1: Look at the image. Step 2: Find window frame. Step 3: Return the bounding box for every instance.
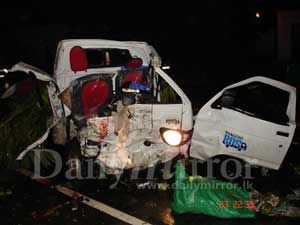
[211,81,291,126]
[84,48,133,69]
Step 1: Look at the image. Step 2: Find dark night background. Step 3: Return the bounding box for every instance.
[3,2,300,224]
[1,0,300,107]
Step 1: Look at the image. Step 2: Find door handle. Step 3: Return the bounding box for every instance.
[276,131,289,137]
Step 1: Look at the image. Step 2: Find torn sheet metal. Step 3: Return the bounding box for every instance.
[16,120,59,160]
[79,101,179,174]
[11,62,54,82]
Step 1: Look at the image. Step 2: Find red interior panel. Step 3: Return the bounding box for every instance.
[70,46,88,72]
[81,80,109,117]
[122,71,143,84]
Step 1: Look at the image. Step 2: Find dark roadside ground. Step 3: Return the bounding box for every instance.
[1,166,300,225]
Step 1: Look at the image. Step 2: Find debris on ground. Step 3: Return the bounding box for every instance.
[250,191,280,215]
[172,163,255,218]
[160,207,175,225]
[250,189,300,217]
[172,161,300,219]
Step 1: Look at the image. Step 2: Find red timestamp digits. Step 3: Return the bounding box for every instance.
[244,200,255,209]
[218,200,255,209]
[218,200,229,208]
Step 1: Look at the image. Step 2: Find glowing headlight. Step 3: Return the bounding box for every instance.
[161,129,182,146]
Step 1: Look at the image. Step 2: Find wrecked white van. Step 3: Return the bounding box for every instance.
[49,39,193,175]
[0,40,192,175]
[1,39,296,175]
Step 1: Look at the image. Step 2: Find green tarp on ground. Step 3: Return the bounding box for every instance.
[172,163,255,218]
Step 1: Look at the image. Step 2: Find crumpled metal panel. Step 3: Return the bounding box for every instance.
[80,101,179,174]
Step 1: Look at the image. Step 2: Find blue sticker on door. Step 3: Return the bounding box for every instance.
[223,131,247,151]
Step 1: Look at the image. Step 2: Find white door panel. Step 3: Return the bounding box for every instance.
[191,76,296,169]
[218,108,294,169]
[152,104,183,129]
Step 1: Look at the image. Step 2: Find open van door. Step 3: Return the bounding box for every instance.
[0,62,64,164]
[190,76,296,170]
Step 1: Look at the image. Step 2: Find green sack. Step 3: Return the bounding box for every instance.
[172,163,255,218]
